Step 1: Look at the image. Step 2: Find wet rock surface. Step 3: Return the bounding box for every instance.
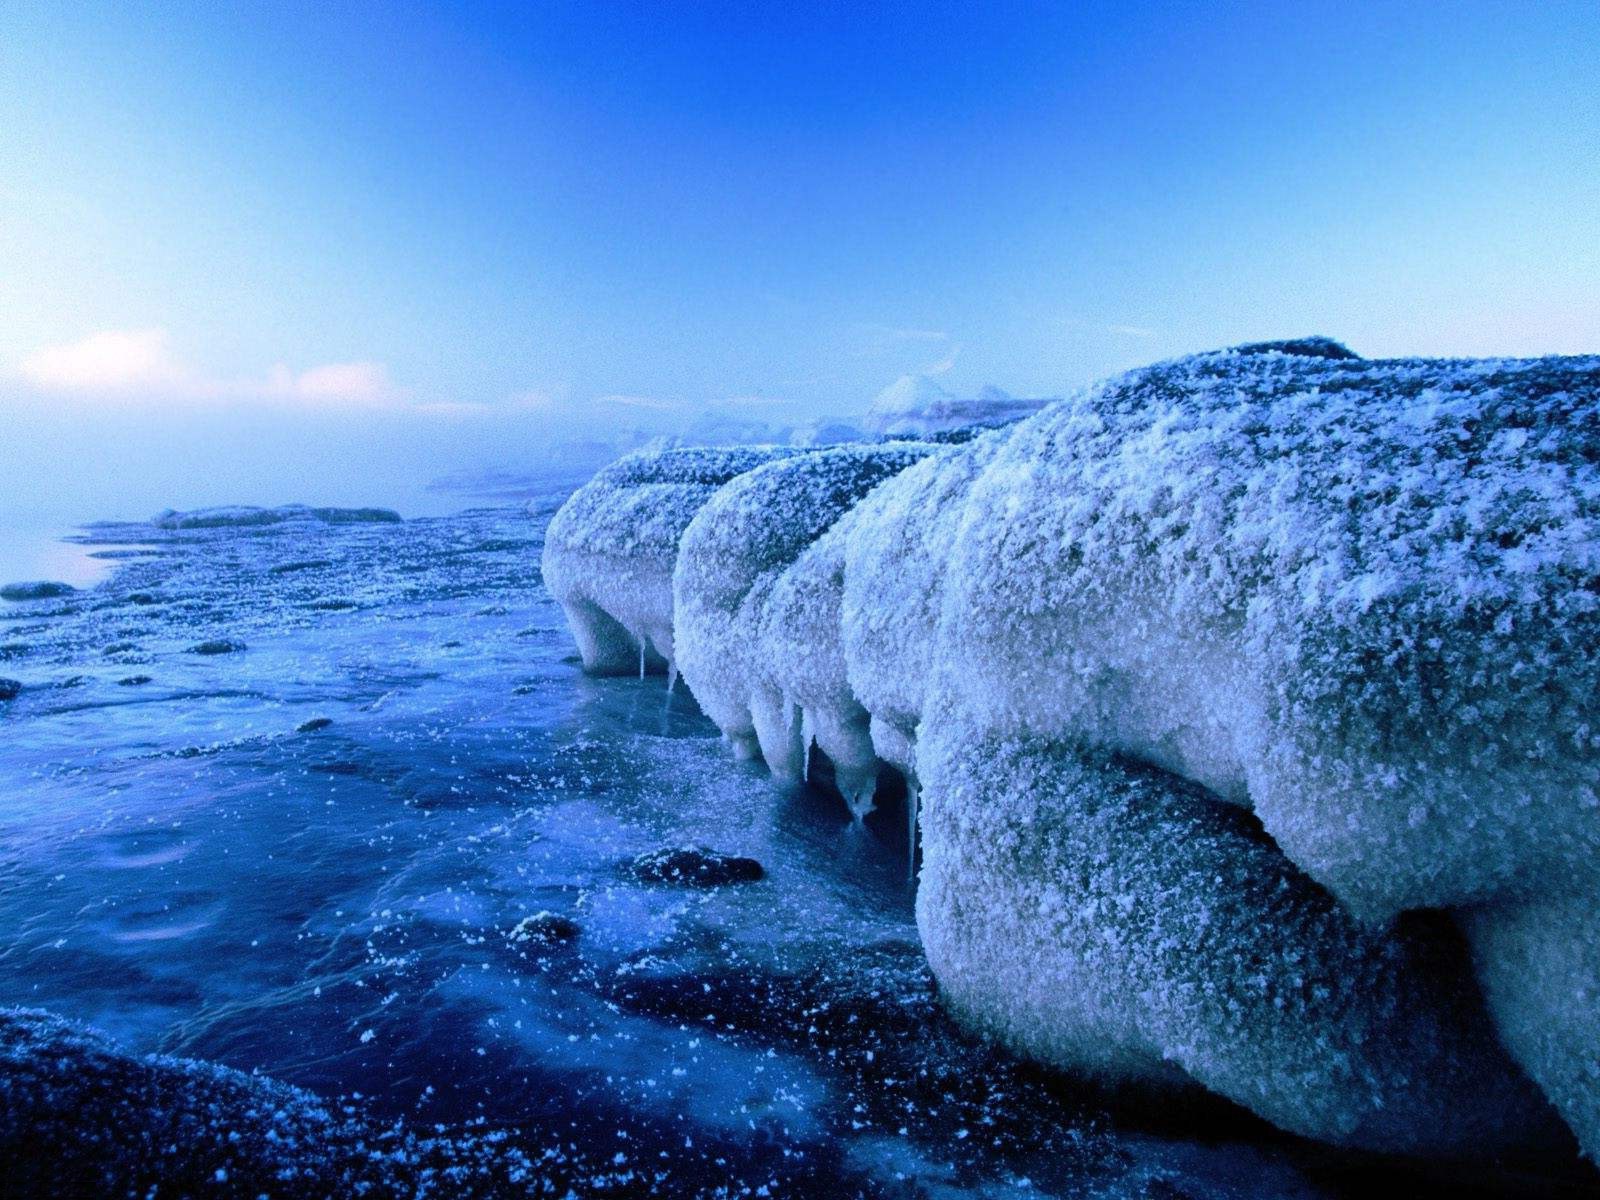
[628,846,766,886]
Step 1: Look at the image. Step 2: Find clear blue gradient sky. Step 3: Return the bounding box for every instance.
[1,1,1598,514]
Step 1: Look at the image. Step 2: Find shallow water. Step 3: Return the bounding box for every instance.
[0,488,1574,1198]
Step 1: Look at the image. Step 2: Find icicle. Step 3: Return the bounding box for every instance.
[800,709,815,783]
[666,659,678,695]
[906,780,920,882]
[637,633,647,680]
[843,771,877,822]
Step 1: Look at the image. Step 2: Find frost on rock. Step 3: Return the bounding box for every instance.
[673,444,934,802]
[540,446,804,676]
[545,342,1600,1159]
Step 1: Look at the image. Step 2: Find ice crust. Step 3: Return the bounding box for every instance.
[545,342,1600,1158]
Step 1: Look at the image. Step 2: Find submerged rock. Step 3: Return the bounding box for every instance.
[295,717,333,733]
[188,639,246,656]
[629,846,764,887]
[116,675,153,687]
[0,679,20,702]
[0,581,75,602]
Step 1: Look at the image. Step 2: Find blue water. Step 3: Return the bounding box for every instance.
[0,488,1527,1197]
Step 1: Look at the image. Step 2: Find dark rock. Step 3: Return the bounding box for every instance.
[102,643,139,656]
[309,506,401,525]
[117,676,153,687]
[126,593,161,606]
[295,717,333,733]
[188,640,245,655]
[511,684,537,696]
[0,678,20,701]
[306,600,356,611]
[1,581,75,602]
[507,911,580,947]
[0,643,29,661]
[268,560,333,575]
[628,846,764,887]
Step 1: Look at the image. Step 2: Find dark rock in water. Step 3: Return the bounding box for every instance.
[117,675,153,687]
[102,642,139,656]
[55,676,88,689]
[125,593,161,606]
[306,599,356,611]
[0,643,29,661]
[1231,336,1360,360]
[188,639,245,655]
[506,911,580,947]
[269,559,334,575]
[511,684,537,696]
[0,581,75,602]
[628,846,765,886]
[0,679,20,701]
[0,1007,540,1199]
[309,760,361,775]
[310,506,401,525]
[296,717,333,733]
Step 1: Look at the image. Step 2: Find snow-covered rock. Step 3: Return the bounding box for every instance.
[541,446,804,675]
[545,340,1600,1159]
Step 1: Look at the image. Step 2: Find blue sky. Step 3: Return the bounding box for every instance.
[1,1,1598,512]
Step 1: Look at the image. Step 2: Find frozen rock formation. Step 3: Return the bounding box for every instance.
[545,340,1600,1160]
[541,446,804,676]
[673,444,934,797]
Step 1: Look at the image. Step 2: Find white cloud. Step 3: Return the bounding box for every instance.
[14,328,404,407]
[20,328,183,392]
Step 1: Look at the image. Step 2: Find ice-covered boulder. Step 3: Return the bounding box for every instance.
[541,446,803,675]
[919,348,1600,922]
[673,444,934,793]
[545,341,1600,1159]
[915,728,1559,1155]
